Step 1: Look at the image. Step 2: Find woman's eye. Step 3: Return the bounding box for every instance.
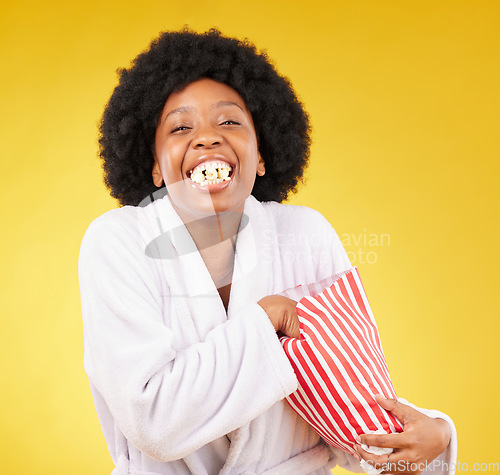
[171,126,191,133]
[220,120,240,126]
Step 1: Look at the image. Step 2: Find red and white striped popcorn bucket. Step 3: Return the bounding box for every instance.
[280,267,403,456]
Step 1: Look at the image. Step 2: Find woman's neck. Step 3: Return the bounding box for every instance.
[171,201,243,287]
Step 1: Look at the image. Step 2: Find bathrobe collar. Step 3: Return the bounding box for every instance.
[141,193,275,320]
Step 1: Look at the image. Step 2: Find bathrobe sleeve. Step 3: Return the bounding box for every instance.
[79,213,298,463]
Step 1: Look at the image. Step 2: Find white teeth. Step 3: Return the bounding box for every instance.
[189,161,233,185]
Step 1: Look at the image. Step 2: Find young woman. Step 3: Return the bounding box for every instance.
[79,29,456,474]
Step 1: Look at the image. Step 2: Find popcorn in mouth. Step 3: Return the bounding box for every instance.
[189,161,233,185]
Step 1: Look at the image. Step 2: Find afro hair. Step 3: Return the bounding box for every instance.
[99,28,311,206]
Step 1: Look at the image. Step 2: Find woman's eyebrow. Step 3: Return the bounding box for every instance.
[164,101,243,121]
[164,106,194,121]
[212,101,244,112]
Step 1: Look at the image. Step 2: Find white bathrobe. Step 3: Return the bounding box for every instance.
[79,194,457,474]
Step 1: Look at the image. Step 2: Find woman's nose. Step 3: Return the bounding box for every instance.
[192,125,223,149]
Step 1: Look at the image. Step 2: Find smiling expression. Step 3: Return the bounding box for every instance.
[152,78,265,220]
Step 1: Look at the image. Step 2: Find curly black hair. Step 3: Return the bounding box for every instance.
[99,28,311,206]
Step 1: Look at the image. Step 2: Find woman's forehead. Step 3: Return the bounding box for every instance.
[163,78,249,113]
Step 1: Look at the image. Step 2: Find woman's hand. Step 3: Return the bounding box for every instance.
[354,395,451,474]
[257,295,300,339]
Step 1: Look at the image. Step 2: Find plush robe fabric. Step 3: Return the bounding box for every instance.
[79,194,457,474]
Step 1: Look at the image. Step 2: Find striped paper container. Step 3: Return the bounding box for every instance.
[280,267,403,454]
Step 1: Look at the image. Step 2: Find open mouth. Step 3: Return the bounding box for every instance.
[188,161,234,186]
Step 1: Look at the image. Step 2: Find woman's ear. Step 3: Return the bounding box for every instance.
[256,153,266,177]
[152,160,164,187]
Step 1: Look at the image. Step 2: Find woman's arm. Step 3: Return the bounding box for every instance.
[79,216,298,463]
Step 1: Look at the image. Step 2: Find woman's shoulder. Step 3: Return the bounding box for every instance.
[79,205,150,260]
[82,205,140,238]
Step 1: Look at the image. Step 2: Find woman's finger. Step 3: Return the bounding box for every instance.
[357,431,409,449]
[375,395,420,425]
[283,301,300,339]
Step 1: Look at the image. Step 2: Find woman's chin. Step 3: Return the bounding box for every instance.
[166,178,248,220]
[168,194,239,221]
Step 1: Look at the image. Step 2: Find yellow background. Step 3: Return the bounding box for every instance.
[1,0,498,472]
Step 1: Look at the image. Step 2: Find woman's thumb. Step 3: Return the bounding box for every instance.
[375,394,416,424]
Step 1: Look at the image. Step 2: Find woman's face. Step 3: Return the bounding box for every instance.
[153,78,265,220]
